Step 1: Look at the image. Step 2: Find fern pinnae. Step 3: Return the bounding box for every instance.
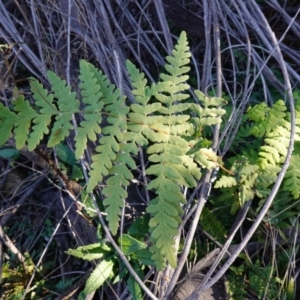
[29,77,57,114]
[83,61,136,235]
[0,103,17,145]
[102,142,137,235]
[47,71,80,147]
[27,78,57,151]
[74,60,104,159]
[12,96,37,149]
[85,62,129,193]
[126,60,165,145]
[248,100,287,138]
[283,154,300,199]
[256,113,291,170]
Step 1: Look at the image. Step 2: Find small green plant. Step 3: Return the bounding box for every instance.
[66,228,153,299]
[226,260,280,300]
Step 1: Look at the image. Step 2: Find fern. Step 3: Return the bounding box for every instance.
[83,62,132,234]
[200,207,227,243]
[246,100,289,169]
[265,191,298,228]
[247,100,287,137]
[214,158,259,214]
[187,93,227,169]
[143,32,201,269]
[0,31,227,269]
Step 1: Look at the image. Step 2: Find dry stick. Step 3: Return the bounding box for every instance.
[196,0,299,287]
[103,0,160,82]
[101,0,124,90]
[29,0,45,75]
[0,240,2,283]
[163,1,214,298]
[0,224,26,266]
[97,6,126,295]
[153,0,173,54]
[244,1,300,84]
[217,0,253,154]
[134,0,169,65]
[182,0,230,289]
[189,200,252,297]
[202,3,251,284]
[0,1,44,81]
[200,0,212,91]
[54,267,94,300]
[185,4,297,300]
[2,47,22,79]
[268,0,300,39]
[63,3,118,299]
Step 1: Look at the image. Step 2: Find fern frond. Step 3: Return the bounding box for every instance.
[255,165,280,199]
[193,91,227,128]
[200,207,227,243]
[74,60,104,158]
[282,155,300,199]
[266,191,298,228]
[9,96,37,149]
[156,31,191,103]
[102,144,136,234]
[141,32,204,269]
[0,103,17,144]
[146,182,185,269]
[85,63,129,193]
[47,71,80,147]
[215,176,237,188]
[258,126,290,169]
[83,62,134,234]
[126,60,167,144]
[181,155,202,182]
[247,102,269,123]
[127,58,192,266]
[248,100,287,137]
[28,78,57,150]
[193,148,219,170]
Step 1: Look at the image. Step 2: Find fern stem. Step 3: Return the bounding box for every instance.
[139,147,151,204]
